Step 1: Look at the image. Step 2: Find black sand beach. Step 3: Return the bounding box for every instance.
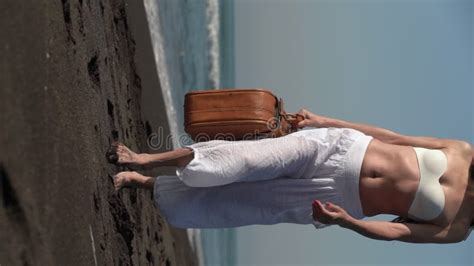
[0,0,198,265]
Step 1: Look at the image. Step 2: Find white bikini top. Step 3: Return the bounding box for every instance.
[408,147,447,221]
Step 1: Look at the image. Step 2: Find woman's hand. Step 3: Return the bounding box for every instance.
[296,108,327,128]
[312,200,350,226]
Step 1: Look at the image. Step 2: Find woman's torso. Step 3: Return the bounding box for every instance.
[359,138,472,228]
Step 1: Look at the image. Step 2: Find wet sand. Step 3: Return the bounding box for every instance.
[0,0,198,265]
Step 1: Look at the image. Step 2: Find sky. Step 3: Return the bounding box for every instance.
[233,0,473,265]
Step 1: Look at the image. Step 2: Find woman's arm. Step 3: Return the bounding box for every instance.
[471,146,474,165]
[322,115,400,144]
[312,199,465,243]
[297,108,466,150]
[297,108,401,143]
[339,216,464,244]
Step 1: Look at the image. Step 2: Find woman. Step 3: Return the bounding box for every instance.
[106,109,474,244]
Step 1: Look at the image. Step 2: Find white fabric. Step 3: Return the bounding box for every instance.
[153,127,373,229]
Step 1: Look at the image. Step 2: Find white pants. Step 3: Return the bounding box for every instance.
[153,128,373,229]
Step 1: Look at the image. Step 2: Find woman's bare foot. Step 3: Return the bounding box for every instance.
[106,143,194,169]
[112,171,155,191]
[106,142,144,166]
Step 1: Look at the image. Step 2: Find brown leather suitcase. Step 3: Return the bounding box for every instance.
[183,89,304,142]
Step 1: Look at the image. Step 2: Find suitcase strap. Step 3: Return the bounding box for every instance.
[254,97,305,139]
[277,97,305,130]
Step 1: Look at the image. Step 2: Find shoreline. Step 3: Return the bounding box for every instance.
[0,0,199,265]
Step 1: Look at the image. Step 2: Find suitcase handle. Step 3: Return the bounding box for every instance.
[277,98,305,131]
[285,113,305,127]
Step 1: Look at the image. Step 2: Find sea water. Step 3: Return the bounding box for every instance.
[143,0,236,265]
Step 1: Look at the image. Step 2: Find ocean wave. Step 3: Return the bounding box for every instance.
[142,0,225,265]
[206,0,221,89]
[143,1,204,265]
[143,0,180,150]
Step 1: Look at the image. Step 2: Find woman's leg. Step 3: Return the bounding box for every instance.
[175,134,315,187]
[154,175,321,228]
[112,171,155,191]
[107,133,315,188]
[106,142,194,168]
